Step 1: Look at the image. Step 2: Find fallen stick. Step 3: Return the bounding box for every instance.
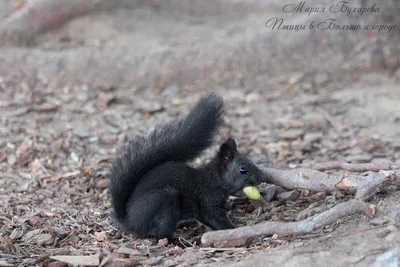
[293,160,399,172]
[260,167,340,192]
[260,167,393,201]
[337,171,389,200]
[201,199,371,247]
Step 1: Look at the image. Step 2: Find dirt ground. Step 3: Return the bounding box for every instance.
[1,2,400,267]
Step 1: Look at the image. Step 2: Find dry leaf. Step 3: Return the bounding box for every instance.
[95,179,109,189]
[9,228,24,240]
[93,231,107,242]
[83,168,93,176]
[30,159,42,172]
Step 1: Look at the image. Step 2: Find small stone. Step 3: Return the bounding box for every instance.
[177,249,208,265]
[302,113,329,130]
[158,238,169,247]
[234,107,251,117]
[0,137,8,148]
[89,136,99,143]
[301,83,313,91]
[36,73,49,85]
[78,234,91,241]
[370,217,389,226]
[303,132,323,143]
[162,85,180,99]
[52,227,70,238]
[288,72,305,84]
[70,152,79,163]
[74,122,90,138]
[276,190,301,201]
[224,90,246,101]
[245,93,260,103]
[95,179,109,189]
[314,73,330,86]
[22,229,42,242]
[279,129,304,140]
[294,242,305,247]
[138,101,164,115]
[76,92,89,102]
[31,233,53,246]
[7,154,17,165]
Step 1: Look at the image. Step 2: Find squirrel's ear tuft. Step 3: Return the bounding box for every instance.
[219,138,237,162]
[225,138,237,151]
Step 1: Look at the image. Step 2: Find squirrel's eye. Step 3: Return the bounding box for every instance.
[239,167,247,174]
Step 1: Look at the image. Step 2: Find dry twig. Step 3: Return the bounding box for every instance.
[201,199,371,247]
[293,160,399,172]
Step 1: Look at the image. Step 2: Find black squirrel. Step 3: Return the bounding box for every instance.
[108,93,265,240]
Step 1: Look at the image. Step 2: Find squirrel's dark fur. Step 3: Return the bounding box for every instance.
[109,93,265,240]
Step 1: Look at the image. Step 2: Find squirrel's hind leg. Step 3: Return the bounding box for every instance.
[126,187,181,240]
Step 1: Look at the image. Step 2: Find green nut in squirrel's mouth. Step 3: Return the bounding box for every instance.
[242,186,261,200]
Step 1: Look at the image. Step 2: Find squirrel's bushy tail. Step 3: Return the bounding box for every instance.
[109,93,224,220]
